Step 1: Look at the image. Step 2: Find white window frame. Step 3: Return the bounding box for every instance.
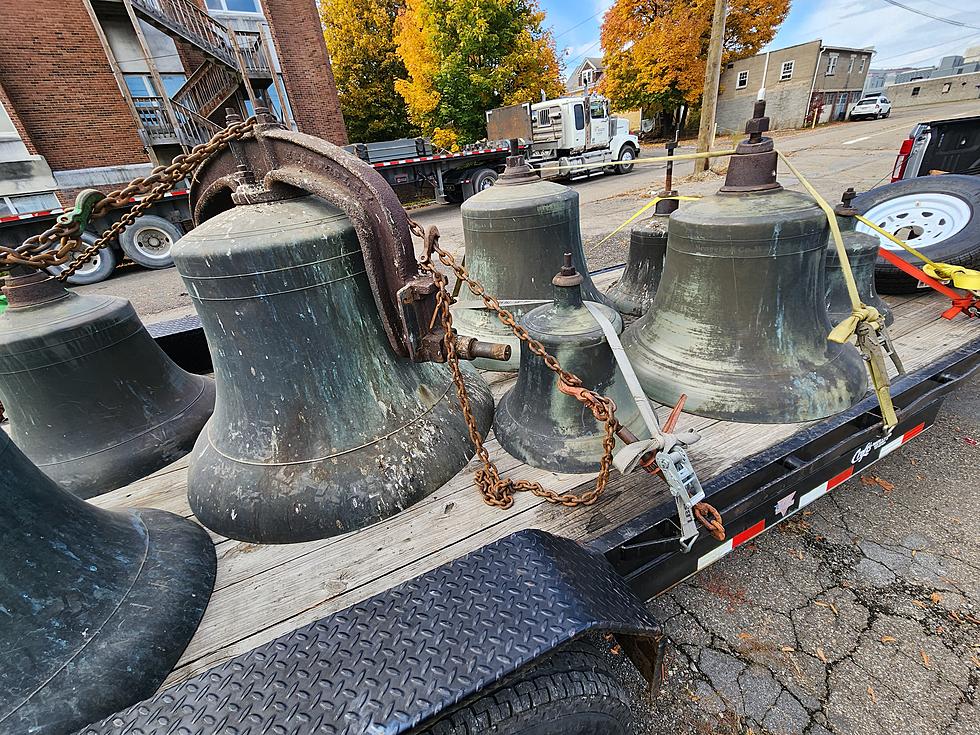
[205,0,262,14]
[859,57,866,73]
[2,192,61,215]
[736,70,749,89]
[847,56,854,74]
[779,60,794,81]
[581,68,594,87]
[826,54,838,76]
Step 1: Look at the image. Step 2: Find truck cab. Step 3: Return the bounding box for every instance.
[529,94,632,158]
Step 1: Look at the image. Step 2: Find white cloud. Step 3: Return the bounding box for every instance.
[767,0,979,69]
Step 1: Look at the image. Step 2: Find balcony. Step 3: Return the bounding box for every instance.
[131,96,220,148]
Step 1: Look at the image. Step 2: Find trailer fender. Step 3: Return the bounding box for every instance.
[78,529,662,735]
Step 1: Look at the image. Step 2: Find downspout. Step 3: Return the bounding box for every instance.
[808,46,824,128]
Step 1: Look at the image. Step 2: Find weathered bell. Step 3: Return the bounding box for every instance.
[175,193,494,543]
[826,190,893,327]
[495,257,647,472]
[452,155,609,370]
[0,269,215,498]
[605,200,672,317]
[0,430,215,735]
[622,105,868,423]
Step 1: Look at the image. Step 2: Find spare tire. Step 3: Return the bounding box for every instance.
[852,175,980,294]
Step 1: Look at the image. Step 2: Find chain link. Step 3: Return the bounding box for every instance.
[0,117,257,279]
[411,219,620,509]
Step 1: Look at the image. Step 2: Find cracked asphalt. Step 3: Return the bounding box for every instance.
[621,374,980,735]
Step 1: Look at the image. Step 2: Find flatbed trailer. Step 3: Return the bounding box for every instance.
[78,271,978,734]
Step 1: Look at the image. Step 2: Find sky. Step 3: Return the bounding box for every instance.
[540,0,980,83]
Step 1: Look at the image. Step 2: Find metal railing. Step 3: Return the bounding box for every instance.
[235,30,272,78]
[131,96,179,143]
[172,101,222,147]
[130,0,238,68]
[172,62,241,119]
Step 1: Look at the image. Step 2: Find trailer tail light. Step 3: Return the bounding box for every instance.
[891,137,914,182]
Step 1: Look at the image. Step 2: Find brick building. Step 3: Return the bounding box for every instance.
[715,40,873,133]
[0,0,347,214]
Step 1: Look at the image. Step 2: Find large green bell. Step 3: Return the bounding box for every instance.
[622,107,868,423]
[176,192,493,544]
[0,269,214,497]
[0,429,215,735]
[451,156,609,370]
[495,257,647,473]
[605,200,672,318]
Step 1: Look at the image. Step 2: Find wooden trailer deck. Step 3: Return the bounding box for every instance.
[92,273,979,689]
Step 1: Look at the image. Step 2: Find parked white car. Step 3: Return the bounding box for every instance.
[849,95,892,121]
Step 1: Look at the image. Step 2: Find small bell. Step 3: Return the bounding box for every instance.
[826,189,893,327]
[494,255,648,473]
[606,198,672,318]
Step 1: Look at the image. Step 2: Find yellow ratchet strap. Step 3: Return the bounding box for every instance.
[593,194,701,250]
[777,151,901,430]
[854,214,980,293]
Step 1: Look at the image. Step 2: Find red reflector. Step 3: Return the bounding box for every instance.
[732,520,765,547]
[827,466,854,490]
[902,422,925,443]
[891,138,914,182]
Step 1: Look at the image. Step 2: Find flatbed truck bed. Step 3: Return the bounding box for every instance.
[91,269,980,696]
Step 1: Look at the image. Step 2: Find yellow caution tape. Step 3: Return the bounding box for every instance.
[777,151,900,430]
[854,214,980,293]
[592,194,701,250]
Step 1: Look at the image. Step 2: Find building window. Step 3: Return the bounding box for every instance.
[911,86,921,97]
[859,57,866,73]
[124,73,186,100]
[847,56,854,74]
[205,0,260,12]
[826,54,838,75]
[780,60,794,81]
[3,192,61,215]
[942,82,951,94]
[581,68,594,87]
[736,70,749,89]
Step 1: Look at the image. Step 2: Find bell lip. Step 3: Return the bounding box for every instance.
[3,507,215,735]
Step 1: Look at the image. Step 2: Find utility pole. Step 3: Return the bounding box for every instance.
[694,0,728,173]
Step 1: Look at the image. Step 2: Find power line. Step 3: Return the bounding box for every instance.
[878,0,980,31]
[872,31,979,65]
[552,8,606,41]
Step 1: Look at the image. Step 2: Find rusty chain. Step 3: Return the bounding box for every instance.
[411,219,620,509]
[0,116,257,280]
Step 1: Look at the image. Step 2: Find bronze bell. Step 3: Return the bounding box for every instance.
[606,198,673,317]
[174,119,494,544]
[495,256,648,473]
[826,189,893,327]
[0,429,215,735]
[0,269,215,498]
[622,103,868,423]
[451,155,610,370]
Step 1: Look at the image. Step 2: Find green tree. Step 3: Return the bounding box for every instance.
[600,0,790,114]
[320,0,417,143]
[395,0,564,145]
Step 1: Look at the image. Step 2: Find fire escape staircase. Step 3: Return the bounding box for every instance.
[126,0,274,145]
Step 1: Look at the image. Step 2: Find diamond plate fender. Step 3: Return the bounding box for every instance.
[78,529,661,735]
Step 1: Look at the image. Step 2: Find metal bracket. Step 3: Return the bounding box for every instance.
[57,189,106,234]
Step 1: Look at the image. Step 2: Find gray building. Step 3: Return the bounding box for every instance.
[886,71,980,108]
[716,40,873,133]
[894,55,980,84]
[863,67,919,96]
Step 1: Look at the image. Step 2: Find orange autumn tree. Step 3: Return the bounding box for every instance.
[395,0,564,146]
[600,0,790,114]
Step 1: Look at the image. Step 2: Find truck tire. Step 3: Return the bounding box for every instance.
[44,232,118,286]
[615,145,637,174]
[463,167,498,200]
[418,640,635,735]
[853,175,980,294]
[118,214,181,269]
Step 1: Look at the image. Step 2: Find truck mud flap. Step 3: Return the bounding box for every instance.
[78,529,661,735]
[600,336,980,601]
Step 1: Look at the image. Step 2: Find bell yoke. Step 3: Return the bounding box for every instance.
[175,111,497,544]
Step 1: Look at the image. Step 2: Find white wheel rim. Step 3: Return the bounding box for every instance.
[131,225,174,261]
[857,192,971,251]
[52,252,102,278]
[622,150,634,162]
[478,177,494,192]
